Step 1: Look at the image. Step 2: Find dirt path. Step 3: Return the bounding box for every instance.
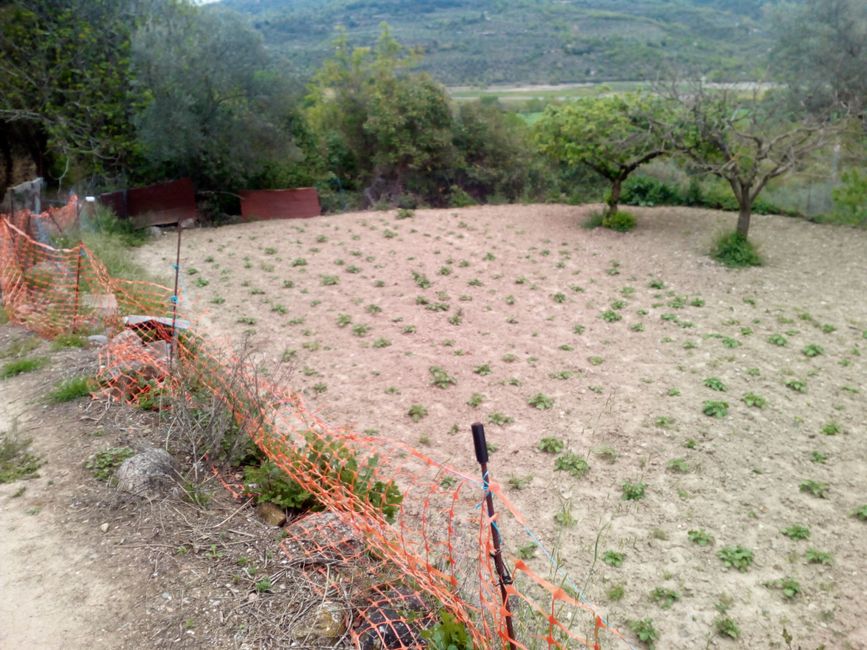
[0,358,127,649]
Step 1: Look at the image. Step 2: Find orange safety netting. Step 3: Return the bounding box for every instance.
[1,205,632,650]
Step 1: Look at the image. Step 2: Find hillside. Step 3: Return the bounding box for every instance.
[216,0,780,85]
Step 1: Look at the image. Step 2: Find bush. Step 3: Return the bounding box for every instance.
[621,176,683,207]
[711,232,762,267]
[830,169,867,226]
[602,210,636,232]
[244,433,403,522]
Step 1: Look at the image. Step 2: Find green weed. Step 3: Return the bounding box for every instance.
[711,231,762,267]
[603,550,625,567]
[718,546,753,571]
[48,376,96,402]
[528,393,554,410]
[85,447,135,481]
[702,401,729,417]
[1,357,48,379]
[538,437,564,454]
[622,481,647,501]
[554,452,589,478]
[799,480,829,498]
[687,529,714,546]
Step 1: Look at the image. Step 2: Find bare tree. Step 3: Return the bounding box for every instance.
[659,82,836,239]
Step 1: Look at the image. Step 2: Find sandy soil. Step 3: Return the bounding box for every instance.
[136,204,867,649]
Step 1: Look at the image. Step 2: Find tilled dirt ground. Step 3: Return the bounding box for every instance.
[136,204,867,649]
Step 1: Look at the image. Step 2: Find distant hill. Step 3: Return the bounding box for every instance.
[216,0,786,85]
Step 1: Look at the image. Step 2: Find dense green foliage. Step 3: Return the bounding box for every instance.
[535,94,665,215]
[221,0,776,86]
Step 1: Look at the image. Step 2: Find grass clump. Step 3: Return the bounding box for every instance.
[649,587,679,609]
[0,426,42,483]
[1,357,48,379]
[742,392,766,408]
[48,376,96,402]
[687,529,714,546]
[715,617,740,639]
[429,366,457,389]
[711,231,762,267]
[602,210,637,232]
[52,333,88,349]
[407,404,428,422]
[799,480,829,498]
[781,524,810,540]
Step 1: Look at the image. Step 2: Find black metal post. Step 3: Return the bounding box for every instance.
[471,422,517,650]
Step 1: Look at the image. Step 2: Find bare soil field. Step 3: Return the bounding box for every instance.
[136,204,867,649]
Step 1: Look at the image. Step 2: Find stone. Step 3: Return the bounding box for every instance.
[87,334,108,347]
[145,340,172,366]
[255,502,287,527]
[110,328,144,349]
[99,522,109,533]
[146,226,163,238]
[293,601,346,644]
[116,447,177,499]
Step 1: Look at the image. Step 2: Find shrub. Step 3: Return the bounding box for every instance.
[829,169,867,227]
[621,176,683,207]
[602,210,636,232]
[711,232,762,267]
[244,434,403,522]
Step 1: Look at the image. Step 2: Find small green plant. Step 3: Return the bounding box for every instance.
[1,357,48,379]
[320,275,339,286]
[802,344,824,357]
[607,584,625,601]
[799,480,829,498]
[518,543,538,560]
[702,400,729,417]
[594,446,618,463]
[742,392,766,408]
[805,548,832,565]
[654,415,674,428]
[687,529,714,546]
[721,336,740,348]
[352,323,371,337]
[555,452,589,478]
[718,545,753,571]
[785,379,807,393]
[649,587,679,609]
[601,310,622,323]
[466,393,484,408]
[810,451,828,464]
[408,404,428,422]
[336,313,352,328]
[488,412,513,426]
[622,481,647,501]
[507,475,532,489]
[715,617,740,639]
[852,504,867,521]
[430,366,457,389]
[820,421,841,436]
[396,207,414,220]
[628,618,659,648]
[703,377,726,392]
[237,316,256,326]
[473,363,492,376]
[85,447,135,481]
[372,337,391,349]
[528,393,554,410]
[602,550,625,567]
[538,437,564,454]
[667,458,689,474]
[412,271,431,289]
[781,524,810,540]
[768,333,788,346]
[711,231,762,267]
[0,427,42,483]
[775,577,801,600]
[48,376,96,402]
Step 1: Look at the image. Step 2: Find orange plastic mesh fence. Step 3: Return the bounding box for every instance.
[1,211,633,650]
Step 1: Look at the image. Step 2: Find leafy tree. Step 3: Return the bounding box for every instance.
[534,94,666,217]
[306,25,457,205]
[770,0,867,118]
[661,83,834,239]
[132,6,299,190]
[452,101,533,202]
[0,0,145,186]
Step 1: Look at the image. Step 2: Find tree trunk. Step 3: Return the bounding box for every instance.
[606,177,622,216]
[736,202,752,238]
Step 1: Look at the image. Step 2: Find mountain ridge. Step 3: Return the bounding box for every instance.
[216,0,784,85]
